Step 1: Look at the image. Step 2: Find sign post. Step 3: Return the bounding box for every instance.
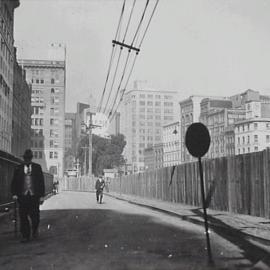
[185,122,213,265]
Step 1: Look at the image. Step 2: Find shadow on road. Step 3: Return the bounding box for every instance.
[191,208,270,269]
[0,207,250,270]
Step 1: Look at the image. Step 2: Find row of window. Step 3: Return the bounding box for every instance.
[33,151,59,159]
[31,78,56,84]
[237,147,259,155]
[237,122,270,132]
[134,94,173,100]
[237,134,270,144]
[137,101,174,107]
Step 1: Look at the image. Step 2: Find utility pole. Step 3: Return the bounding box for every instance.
[82,112,101,177]
[81,147,88,175]
[88,112,93,177]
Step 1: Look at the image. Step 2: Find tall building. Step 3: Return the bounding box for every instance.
[163,121,181,167]
[200,98,245,159]
[120,82,179,173]
[0,0,20,153]
[235,100,270,154]
[19,58,66,177]
[12,49,31,157]
[180,96,206,163]
[64,112,76,171]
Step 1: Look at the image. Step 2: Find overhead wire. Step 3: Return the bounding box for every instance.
[107,0,150,118]
[109,0,160,122]
[103,0,138,115]
[98,0,126,113]
[107,0,137,117]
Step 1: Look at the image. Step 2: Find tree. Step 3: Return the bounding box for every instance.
[76,133,126,176]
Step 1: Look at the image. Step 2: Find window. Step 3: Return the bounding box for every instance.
[51,88,55,94]
[254,135,258,143]
[140,108,145,113]
[267,135,270,143]
[164,102,173,106]
[54,152,58,159]
[139,101,145,106]
[254,146,258,151]
[139,94,145,98]
[254,123,258,129]
[36,79,39,84]
[40,79,44,84]
[147,94,153,98]
[49,151,53,158]
[247,136,250,143]
[155,95,161,99]
[39,151,42,159]
[155,101,161,106]
[51,78,55,84]
[267,123,270,129]
[50,140,54,147]
[147,101,153,106]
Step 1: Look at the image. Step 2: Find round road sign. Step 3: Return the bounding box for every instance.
[185,122,211,158]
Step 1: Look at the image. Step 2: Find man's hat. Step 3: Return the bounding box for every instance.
[23,149,33,159]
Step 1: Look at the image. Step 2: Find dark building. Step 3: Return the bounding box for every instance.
[12,48,31,157]
[64,112,76,170]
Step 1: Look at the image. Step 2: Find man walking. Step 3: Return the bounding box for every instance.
[11,149,45,243]
[95,176,105,204]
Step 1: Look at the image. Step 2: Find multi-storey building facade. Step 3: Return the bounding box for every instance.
[144,146,155,171]
[235,119,270,154]
[163,121,181,167]
[19,59,66,177]
[180,96,207,163]
[64,112,76,170]
[200,98,245,159]
[235,100,270,154]
[12,50,31,157]
[120,83,178,173]
[0,0,19,153]
[154,143,163,169]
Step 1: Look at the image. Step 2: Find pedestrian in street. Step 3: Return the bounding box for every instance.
[95,176,105,204]
[11,149,45,243]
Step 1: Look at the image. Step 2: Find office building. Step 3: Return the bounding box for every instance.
[120,82,179,173]
[19,58,66,177]
[163,121,181,167]
[64,112,76,170]
[0,0,20,153]
[12,49,31,157]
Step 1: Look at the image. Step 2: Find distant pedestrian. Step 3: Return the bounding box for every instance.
[11,149,45,243]
[95,176,105,204]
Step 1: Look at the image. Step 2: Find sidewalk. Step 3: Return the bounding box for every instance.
[106,192,270,247]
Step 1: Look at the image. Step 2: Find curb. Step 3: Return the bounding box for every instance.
[105,192,270,247]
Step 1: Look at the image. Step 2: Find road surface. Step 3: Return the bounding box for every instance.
[0,192,259,269]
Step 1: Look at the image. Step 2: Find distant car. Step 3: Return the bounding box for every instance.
[66,169,77,177]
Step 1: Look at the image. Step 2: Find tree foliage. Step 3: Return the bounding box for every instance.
[76,133,126,176]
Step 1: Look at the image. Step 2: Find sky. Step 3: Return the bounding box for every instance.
[14,0,270,112]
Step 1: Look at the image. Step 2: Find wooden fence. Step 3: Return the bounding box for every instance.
[0,150,54,205]
[60,176,95,192]
[108,149,270,219]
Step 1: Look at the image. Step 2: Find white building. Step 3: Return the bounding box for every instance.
[163,121,181,167]
[120,81,179,173]
[235,100,270,154]
[235,119,270,154]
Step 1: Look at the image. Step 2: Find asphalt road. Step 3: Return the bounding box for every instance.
[0,192,256,270]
